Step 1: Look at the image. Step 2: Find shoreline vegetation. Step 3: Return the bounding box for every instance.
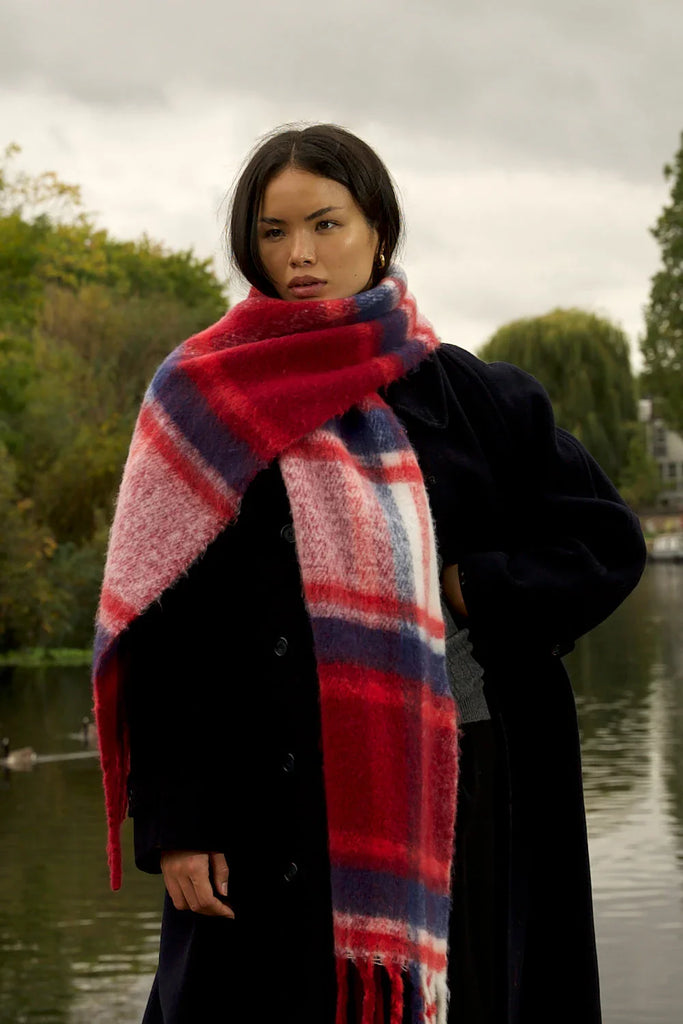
[0,647,92,668]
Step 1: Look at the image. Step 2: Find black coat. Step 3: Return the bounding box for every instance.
[122,344,646,1024]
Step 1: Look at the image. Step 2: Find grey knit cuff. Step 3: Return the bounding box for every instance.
[438,552,490,723]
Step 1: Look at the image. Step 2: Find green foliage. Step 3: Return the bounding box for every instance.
[479,308,637,486]
[0,145,229,652]
[0,332,38,453]
[641,132,683,433]
[0,142,82,220]
[0,442,57,649]
[0,647,92,666]
[618,424,662,510]
[42,527,110,648]
[0,214,52,326]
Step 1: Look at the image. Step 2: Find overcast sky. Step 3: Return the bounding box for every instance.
[2,0,681,368]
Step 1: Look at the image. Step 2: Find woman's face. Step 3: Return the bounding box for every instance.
[256,167,380,301]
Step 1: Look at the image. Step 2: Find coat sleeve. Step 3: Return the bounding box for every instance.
[451,356,647,657]
[120,599,232,875]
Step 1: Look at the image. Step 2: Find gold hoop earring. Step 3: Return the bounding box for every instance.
[377,251,386,269]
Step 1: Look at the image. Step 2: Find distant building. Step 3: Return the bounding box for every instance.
[640,398,683,511]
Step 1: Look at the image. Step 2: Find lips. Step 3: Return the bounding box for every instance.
[287,275,327,299]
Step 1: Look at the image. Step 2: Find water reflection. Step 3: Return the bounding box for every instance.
[0,566,682,1022]
[0,666,161,1024]
[569,575,657,824]
[567,564,683,1024]
[650,567,683,869]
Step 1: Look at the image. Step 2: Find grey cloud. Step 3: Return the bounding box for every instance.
[3,0,682,182]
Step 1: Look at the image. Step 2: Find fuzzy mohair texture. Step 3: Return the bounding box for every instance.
[92,268,459,1023]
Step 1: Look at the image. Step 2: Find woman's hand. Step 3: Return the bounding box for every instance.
[160,850,235,918]
[441,562,468,618]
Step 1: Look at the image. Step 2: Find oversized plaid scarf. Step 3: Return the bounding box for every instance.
[93,267,458,1023]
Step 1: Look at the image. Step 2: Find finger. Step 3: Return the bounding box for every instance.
[209,851,230,897]
[179,874,201,913]
[165,876,191,912]
[163,851,209,911]
[188,865,235,919]
[161,854,191,912]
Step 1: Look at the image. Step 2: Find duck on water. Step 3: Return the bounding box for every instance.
[1,737,37,771]
[1,729,100,772]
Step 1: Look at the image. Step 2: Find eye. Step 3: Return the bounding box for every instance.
[316,220,338,231]
[262,227,284,239]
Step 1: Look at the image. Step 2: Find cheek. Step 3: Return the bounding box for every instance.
[258,243,275,266]
[328,231,376,271]
[259,246,287,283]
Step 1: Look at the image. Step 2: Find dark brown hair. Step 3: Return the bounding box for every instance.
[227,123,403,297]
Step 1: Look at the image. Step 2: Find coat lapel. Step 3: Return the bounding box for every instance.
[381,351,449,429]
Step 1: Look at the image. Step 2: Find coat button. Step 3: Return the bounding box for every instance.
[284,862,298,882]
[274,636,288,657]
[282,752,295,773]
[280,523,295,543]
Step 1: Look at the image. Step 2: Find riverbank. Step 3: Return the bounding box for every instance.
[0,647,92,668]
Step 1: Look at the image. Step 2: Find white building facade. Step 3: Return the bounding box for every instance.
[641,399,683,511]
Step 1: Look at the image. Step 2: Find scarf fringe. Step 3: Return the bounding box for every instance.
[409,962,424,1021]
[358,960,376,1023]
[416,965,449,1024]
[435,972,450,1024]
[387,961,405,1024]
[337,957,444,1024]
[336,958,349,1024]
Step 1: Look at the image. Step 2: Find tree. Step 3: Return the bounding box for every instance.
[0,442,57,648]
[0,145,229,650]
[478,308,638,487]
[617,424,662,510]
[0,142,82,220]
[641,131,683,433]
[0,145,226,329]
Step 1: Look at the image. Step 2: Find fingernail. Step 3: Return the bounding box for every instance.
[220,882,228,896]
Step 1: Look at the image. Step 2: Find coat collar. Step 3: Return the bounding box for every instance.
[381,351,449,429]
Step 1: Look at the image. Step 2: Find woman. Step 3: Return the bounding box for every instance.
[93,124,646,1024]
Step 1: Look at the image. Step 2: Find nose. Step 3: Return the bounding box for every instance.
[288,230,316,267]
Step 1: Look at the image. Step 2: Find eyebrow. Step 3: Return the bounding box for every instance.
[258,205,343,225]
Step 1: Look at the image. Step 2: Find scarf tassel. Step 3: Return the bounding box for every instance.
[337,958,410,1024]
[435,972,449,1024]
[387,962,405,1024]
[411,965,450,1024]
[357,959,376,1023]
[336,957,349,1024]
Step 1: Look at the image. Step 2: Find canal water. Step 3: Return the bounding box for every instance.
[0,563,681,1023]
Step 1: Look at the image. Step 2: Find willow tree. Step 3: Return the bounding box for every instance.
[478,308,637,486]
[641,131,683,433]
